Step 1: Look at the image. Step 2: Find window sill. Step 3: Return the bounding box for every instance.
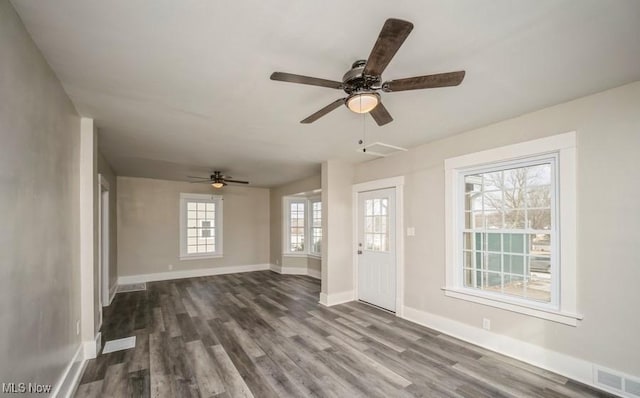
[442,287,583,326]
[179,254,223,261]
[283,253,322,259]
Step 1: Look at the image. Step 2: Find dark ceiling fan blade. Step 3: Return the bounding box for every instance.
[189,180,214,184]
[363,18,414,77]
[270,72,343,89]
[382,71,465,92]
[223,179,249,184]
[300,98,346,124]
[187,175,210,179]
[369,102,393,126]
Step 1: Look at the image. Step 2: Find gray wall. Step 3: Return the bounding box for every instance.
[353,81,640,376]
[98,151,118,292]
[0,0,82,388]
[117,177,270,277]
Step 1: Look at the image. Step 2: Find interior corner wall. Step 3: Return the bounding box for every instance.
[321,160,355,299]
[0,0,83,391]
[98,151,118,295]
[353,81,640,378]
[268,174,321,267]
[117,177,270,278]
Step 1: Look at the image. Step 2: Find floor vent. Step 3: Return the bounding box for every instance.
[102,336,136,354]
[594,366,640,398]
[358,142,408,157]
[117,282,147,293]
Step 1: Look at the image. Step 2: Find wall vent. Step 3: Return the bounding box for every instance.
[594,366,640,398]
[626,379,640,397]
[117,282,147,293]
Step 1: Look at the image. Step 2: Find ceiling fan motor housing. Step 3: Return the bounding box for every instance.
[342,59,381,94]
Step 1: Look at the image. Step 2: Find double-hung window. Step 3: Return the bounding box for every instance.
[179,193,223,259]
[284,196,322,257]
[444,132,580,325]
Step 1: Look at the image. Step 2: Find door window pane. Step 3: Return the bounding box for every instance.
[364,198,389,251]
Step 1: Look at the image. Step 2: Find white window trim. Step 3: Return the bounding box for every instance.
[309,197,322,257]
[283,196,322,258]
[444,131,581,326]
[179,193,223,260]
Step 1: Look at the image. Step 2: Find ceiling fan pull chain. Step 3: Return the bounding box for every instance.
[362,103,367,153]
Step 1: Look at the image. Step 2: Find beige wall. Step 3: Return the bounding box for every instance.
[117,177,270,276]
[269,174,321,266]
[0,0,82,389]
[354,81,640,376]
[98,152,118,291]
[321,160,355,297]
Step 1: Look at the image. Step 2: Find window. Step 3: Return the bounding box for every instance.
[310,200,322,255]
[462,160,554,303]
[289,201,305,252]
[180,193,223,259]
[364,197,389,252]
[284,196,322,257]
[445,132,579,325]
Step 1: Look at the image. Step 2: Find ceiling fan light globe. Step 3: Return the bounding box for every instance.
[211,182,224,189]
[347,92,380,114]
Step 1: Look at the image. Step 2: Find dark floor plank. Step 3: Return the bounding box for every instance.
[74,271,616,398]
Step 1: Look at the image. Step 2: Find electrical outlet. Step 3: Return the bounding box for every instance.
[168,264,173,270]
[407,227,416,236]
[76,320,80,335]
[482,318,491,330]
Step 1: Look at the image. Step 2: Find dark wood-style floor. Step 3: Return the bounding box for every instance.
[75,271,611,397]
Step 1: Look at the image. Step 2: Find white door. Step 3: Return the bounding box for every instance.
[357,188,396,312]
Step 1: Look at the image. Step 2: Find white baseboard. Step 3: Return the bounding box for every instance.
[401,305,612,393]
[319,290,354,306]
[118,263,270,285]
[83,332,101,360]
[108,283,117,305]
[270,264,306,275]
[51,344,86,398]
[270,264,321,280]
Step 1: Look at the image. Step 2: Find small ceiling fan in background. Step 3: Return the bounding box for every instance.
[187,171,249,188]
[270,18,465,126]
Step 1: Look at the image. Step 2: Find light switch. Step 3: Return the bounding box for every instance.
[407,227,415,236]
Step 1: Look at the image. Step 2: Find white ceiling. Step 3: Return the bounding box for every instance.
[11,0,640,187]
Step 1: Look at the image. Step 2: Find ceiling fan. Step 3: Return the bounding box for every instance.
[187,171,249,189]
[270,18,465,126]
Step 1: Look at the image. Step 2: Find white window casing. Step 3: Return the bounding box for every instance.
[179,193,223,260]
[283,196,322,258]
[444,132,581,326]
